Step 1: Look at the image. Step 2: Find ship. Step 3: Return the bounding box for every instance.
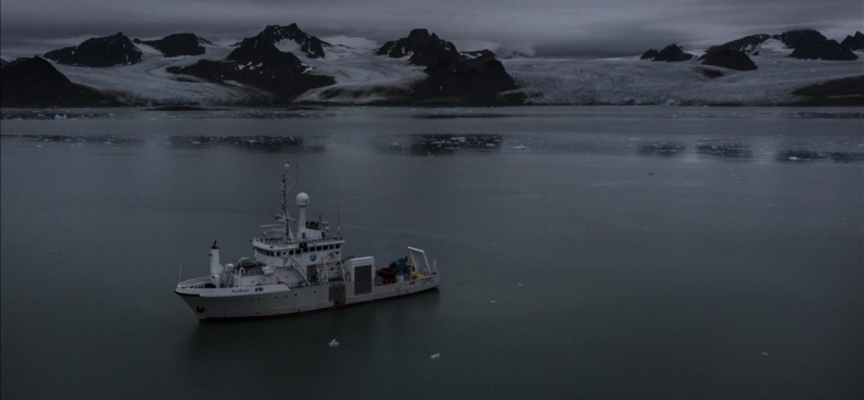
[175,163,440,320]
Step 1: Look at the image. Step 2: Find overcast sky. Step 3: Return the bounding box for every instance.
[1,0,862,57]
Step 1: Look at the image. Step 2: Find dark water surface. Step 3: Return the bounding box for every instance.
[2,106,862,399]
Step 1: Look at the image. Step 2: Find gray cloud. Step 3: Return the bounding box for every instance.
[1,0,862,57]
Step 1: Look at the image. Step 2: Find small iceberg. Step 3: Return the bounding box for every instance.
[510,145,528,150]
[430,353,440,359]
[328,338,339,347]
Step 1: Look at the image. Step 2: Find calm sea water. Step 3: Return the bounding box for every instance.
[1,106,862,400]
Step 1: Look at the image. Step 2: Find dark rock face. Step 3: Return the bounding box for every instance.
[770,29,858,60]
[775,30,826,49]
[137,33,210,57]
[790,39,857,60]
[166,36,334,101]
[840,31,864,51]
[708,34,770,54]
[415,50,517,104]
[1,57,115,107]
[44,33,142,67]
[793,75,864,97]
[377,29,518,104]
[641,45,694,62]
[701,69,725,78]
[253,24,330,58]
[656,45,694,61]
[640,49,660,60]
[700,49,757,71]
[377,29,460,67]
[792,75,864,106]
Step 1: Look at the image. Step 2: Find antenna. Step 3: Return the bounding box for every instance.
[336,183,341,237]
[281,162,295,241]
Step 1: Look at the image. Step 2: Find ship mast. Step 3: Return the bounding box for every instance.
[280,162,296,241]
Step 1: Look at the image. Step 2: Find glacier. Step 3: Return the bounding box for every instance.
[3,37,862,106]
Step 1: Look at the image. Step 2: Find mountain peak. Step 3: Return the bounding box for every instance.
[376,28,458,67]
[256,24,329,58]
[407,29,431,41]
[708,34,771,54]
[641,44,694,62]
[44,33,142,67]
[138,33,210,57]
[840,31,864,51]
[776,29,826,49]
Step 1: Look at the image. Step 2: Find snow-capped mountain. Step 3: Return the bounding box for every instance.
[371,29,518,104]
[1,25,862,107]
[705,30,858,60]
[166,33,335,102]
[250,24,330,59]
[707,34,772,54]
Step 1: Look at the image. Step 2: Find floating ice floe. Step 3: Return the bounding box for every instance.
[517,283,524,287]
[329,338,339,347]
[489,300,497,304]
[511,145,528,150]
[430,353,441,359]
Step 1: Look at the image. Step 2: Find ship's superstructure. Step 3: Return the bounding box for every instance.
[175,163,440,320]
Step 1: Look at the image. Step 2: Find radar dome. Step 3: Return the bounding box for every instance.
[296,192,310,207]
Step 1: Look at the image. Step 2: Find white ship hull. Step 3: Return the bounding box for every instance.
[176,274,440,320]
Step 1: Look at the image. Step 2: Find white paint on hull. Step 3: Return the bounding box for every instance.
[178,274,440,320]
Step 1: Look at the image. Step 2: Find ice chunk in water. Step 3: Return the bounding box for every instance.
[329,338,339,347]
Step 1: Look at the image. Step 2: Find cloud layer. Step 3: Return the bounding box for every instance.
[1,0,862,57]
